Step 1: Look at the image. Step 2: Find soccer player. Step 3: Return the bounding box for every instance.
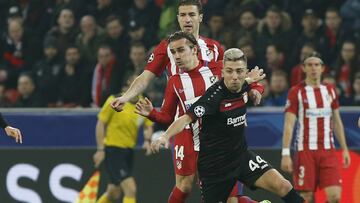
[281,52,351,203]
[111,0,224,113]
[135,31,264,203]
[94,75,153,203]
[0,113,22,143]
[151,48,304,203]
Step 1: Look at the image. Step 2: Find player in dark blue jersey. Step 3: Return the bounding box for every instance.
[152,48,304,203]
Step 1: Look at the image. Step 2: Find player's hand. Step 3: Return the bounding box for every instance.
[281,155,293,173]
[135,97,153,117]
[249,89,262,106]
[151,135,169,154]
[110,96,127,112]
[5,126,22,144]
[93,150,105,168]
[142,140,152,156]
[343,149,351,168]
[246,66,266,84]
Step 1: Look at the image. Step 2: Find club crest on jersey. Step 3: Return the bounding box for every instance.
[147,53,154,63]
[209,75,218,84]
[176,160,182,169]
[243,92,248,103]
[194,106,205,117]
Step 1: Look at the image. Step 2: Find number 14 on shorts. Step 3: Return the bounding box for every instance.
[175,145,185,160]
[249,156,268,171]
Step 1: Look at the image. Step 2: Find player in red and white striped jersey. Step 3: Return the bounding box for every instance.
[111,0,223,112]
[136,31,265,203]
[281,52,351,203]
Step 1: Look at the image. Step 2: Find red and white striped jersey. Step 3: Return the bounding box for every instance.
[145,36,223,77]
[149,60,222,151]
[285,82,339,151]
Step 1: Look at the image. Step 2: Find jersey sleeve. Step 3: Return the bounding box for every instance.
[187,84,221,120]
[145,40,169,77]
[98,95,115,123]
[214,40,224,61]
[148,77,177,125]
[284,86,299,115]
[249,82,264,94]
[0,113,8,129]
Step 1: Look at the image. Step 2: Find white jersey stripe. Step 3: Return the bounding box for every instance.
[180,73,195,100]
[305,86,318,150]
[167,46,177,76]
[297,91,304,151]
[214,44,219,61]
[320,85,331,149]
[199,65,214,89]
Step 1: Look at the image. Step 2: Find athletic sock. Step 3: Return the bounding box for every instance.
[97,194,113,203]
[238,196,258,203]
[123,196,136,203]
[168,186,189,203]
[282,188,305,203]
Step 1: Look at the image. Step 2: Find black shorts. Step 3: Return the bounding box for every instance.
[199,150,272,203]
[104,146,134,185]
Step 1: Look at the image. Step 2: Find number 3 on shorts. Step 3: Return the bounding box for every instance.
[175,145,185,160]
[248,156,267,171]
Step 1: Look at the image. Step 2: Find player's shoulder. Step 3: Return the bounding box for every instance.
[289,82,305,93]
[155,39,169,50]
[207,60,222,68]
[199,35,221,45]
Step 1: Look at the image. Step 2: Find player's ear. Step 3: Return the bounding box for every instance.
[199,13,203,23]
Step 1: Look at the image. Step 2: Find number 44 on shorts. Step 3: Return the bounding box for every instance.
[249,156,268,171]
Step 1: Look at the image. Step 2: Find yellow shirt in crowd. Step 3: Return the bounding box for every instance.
[98,95,153,148]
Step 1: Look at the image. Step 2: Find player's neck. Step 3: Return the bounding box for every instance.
[186,58,200,72]
[305,78,321,87]
[193,32,199,40]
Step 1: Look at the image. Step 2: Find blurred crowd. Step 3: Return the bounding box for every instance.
[0,0,359,108]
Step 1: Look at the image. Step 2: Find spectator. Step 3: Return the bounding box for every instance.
[58,46,92,107]
[33,38,63,107]
[128,19,158,49]
[234,9,258,44]
[333,40,359,98]
[1,20,41,88]
[125,42,147,78]
[0,83,11,107]
[237,37,257,69]
[256,6,294,66]
[14,73,44,107]
[87,0,124,28]
[103,16,131,65]
[45,8,78,56]
[202,13,228,47]
[264,43,285,74]
[76,15,105,66]
[290,43,316,86]
[264,70,289,106]
[349,72,360,106]
[92,45,124,107]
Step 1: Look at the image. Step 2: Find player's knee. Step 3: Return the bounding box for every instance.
[327,193,340,203]
[107,186,121,200]
[300,192,313,202]
[276,179,293,196]
[123,183,137,197]
[177,178,193,193]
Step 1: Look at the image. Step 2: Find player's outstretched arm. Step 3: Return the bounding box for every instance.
[333,109,351,168]
[111,70,156,112]
[151,114,193,153]
[281,112,296,173]
[4,126,22,144]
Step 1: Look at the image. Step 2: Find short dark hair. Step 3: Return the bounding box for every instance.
[178,0,203,14]
[303,51,324,64]
[168,31,198,48]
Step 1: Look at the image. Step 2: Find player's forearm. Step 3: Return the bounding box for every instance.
[334,119,348,151]
[95,121,106,150]
[282,113,296,151]
[122,70,155,101]
[143,125,153,141]
[163,115,192,140]
[148,109,174,125]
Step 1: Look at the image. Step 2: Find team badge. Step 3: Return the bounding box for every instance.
[147,53,154,63]
[209,75,218,84]
[194,106,205,117]
[176,160,182,169]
